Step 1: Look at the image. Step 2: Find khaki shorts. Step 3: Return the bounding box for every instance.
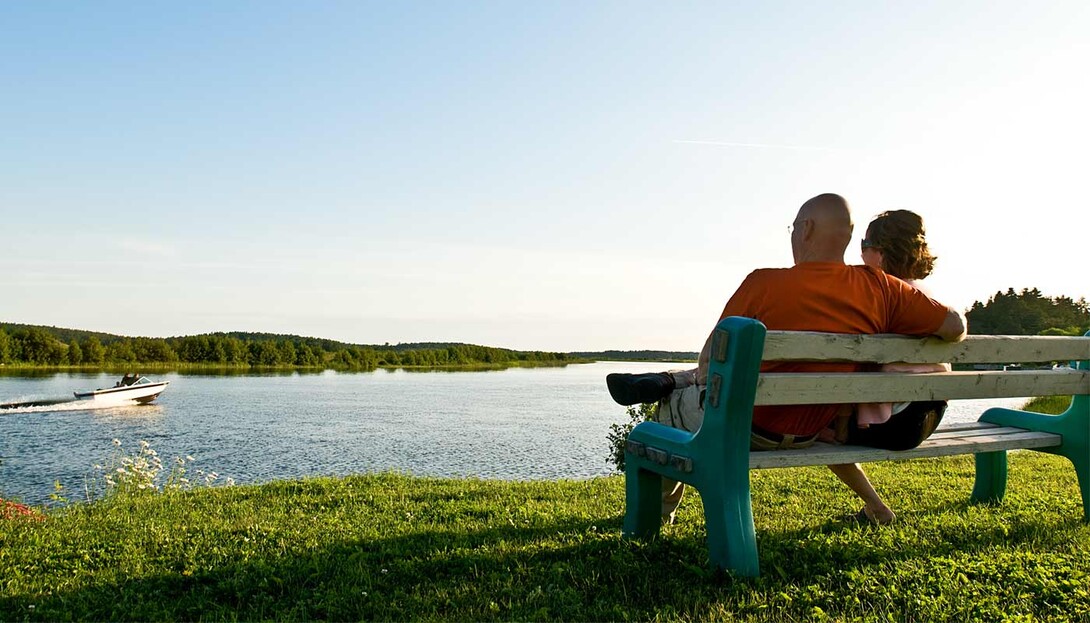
[656,384,816,450]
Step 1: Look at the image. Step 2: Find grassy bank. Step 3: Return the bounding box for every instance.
[2,465,1087,620]
[2,398,1087,621]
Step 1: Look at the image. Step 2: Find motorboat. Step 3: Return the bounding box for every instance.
[74,375,169,404]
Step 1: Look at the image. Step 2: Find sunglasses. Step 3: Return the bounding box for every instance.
[860,239,881,251]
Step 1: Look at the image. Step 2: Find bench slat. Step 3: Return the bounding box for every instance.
[749,428,1062,469]
[928,426,1033,441]
[755,369,1089,405]
[762,332,1090,364]
[934,421,1002,433]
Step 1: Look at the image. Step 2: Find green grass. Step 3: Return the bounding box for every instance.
[2,457,1088,621]
[1022,394,1075,415]
[2,396,1087,621]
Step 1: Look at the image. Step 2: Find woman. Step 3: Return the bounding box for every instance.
[849,209,948,450]
[829,209,949,525]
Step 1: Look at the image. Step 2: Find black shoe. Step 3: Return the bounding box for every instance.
[606,372,675,406]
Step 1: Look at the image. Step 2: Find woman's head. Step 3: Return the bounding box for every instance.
[861,210,936,280]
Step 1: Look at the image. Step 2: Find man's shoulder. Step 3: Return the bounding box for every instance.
[737,267,792,289]
[740,264,900,292]
[845,263,885,276]
[844,264,903,287]
[752,263,883,280]
[746,267,791,278]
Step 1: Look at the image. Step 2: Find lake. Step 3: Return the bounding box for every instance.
[0,363,1028,504]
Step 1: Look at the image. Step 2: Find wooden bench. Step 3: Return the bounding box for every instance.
[622,316,1090,577]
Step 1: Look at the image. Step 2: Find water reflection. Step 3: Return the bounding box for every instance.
[0,368,60,379]
[91,404,165,419]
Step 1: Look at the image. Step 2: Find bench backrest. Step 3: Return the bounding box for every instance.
[753,331,1090,406]
[698,318,1089,460]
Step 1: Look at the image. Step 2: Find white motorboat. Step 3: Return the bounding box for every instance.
[74,375,169,404]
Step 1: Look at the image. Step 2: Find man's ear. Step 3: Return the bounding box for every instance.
[801,218,815,240]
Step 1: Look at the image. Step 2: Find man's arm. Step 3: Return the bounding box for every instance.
[934,307,967,342]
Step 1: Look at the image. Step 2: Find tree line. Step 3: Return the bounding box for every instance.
[966,288,1089,336]
[0,325,576,369]
[3,288,1085,369]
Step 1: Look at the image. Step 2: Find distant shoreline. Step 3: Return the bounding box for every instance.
[1,321,696,370]
[0,360,589,374]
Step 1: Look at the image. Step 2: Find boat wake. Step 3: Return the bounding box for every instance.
[0,396,143,414]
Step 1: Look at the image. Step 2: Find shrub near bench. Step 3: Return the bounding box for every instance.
[622,316,1090,577]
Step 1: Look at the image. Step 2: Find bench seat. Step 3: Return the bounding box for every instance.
[749,422,1062,469]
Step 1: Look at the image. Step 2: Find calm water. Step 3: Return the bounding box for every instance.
[0,363,1027,504]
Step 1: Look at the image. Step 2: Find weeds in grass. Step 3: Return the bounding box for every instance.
[0,498,43,521]
[79,439,235,502]
[606,402,657,472]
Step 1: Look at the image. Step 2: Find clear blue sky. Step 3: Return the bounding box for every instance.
[3,1,1087,351]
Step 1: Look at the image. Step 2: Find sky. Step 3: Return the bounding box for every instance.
[2,1,1088,352]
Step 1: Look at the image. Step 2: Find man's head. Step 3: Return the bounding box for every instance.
[790,193,853,264]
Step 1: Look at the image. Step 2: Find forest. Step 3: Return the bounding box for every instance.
[0,324,577,370]
[965,288,1089,336]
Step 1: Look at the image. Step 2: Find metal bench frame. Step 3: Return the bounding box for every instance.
[622,317,1090,577]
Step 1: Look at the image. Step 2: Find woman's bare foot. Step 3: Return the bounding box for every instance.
[861,502,896,525]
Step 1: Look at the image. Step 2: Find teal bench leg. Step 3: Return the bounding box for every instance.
[971,450,1008,504]
[623,464,664,540]
[1072,454,1090,522]
[701,488,759,577]
[1063,392,1090,521]
[976,388,1090,522]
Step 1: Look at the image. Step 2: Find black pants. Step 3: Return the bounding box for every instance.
[847,401,947,451]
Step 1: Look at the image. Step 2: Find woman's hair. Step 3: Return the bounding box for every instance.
[865,210,937,280]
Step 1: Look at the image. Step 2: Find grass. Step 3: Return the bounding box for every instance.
[3,460,1088,620]
[1,397,1087,621]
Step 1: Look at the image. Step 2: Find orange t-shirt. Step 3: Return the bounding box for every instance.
[720,262,949,436]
